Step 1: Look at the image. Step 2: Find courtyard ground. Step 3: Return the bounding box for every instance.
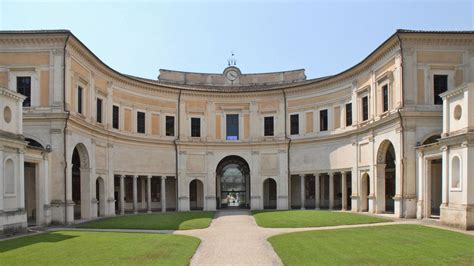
[76,211,215,230]
[269,224,474,265]
[2,210,473,265]
[252,209,389,228]
[0,230,200,265]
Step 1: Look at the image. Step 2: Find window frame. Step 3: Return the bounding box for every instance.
[361,95,369,122]
[9,71,37,107]
[264,116,274,137]
[16,76,32,107]
[77,85,84,114]
[136,110,146,134]
[225,113,240,141]
[382,83,389,113]
[165,115,175,137]
[190,117,201,138]
[433,74,448,105]
[319,109,328,132]
[96,97,103,124]
[290,113,300,135]
[345,102,353,126]
[112,104,120,130]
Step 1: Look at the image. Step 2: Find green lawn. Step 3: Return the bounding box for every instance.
[252,210,388,228]
[0,230,200,265]
[269,224,474,265]
[77,211,215,230]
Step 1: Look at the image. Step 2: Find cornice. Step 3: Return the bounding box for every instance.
[0,34,67,48]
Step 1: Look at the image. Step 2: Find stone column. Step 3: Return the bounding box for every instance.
[147,175,152,213]
[329,172,334,210]
[441,146,449,207]
[342,171,347,211]
[314,173,320,209]
[300,175,305,210]
[133,175,138,214]
[120,175,125,215]
[161,176,167,212]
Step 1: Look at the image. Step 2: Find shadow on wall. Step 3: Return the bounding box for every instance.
[0,232,77,253]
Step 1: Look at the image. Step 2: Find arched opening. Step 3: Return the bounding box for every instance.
[360,173,369,212]
[189,179,204,210]
[96,177,105,217]
[72,144,89,220]
[377,140,396,213]
[422,134,441,145]
[263,178,277,209]
[25,138,44,149]
[216,155,250,209]
[384,143,396,213]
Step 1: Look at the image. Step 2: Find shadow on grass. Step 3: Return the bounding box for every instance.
[0,232,77,253]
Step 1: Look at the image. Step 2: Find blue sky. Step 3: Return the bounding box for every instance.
[1,1,473,79]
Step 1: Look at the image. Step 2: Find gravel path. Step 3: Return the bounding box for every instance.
[175,210,283,266]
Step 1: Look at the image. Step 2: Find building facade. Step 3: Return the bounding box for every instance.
[0,30,473,234]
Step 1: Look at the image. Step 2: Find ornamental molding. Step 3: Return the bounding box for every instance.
[0,35,67,48]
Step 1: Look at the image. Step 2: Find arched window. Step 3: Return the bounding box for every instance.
[4,159,15,194]
[451,156,461,189]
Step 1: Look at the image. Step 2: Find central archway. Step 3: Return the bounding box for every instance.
[216,156,250,209]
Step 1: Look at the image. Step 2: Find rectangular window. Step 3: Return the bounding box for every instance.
[191,117,201,137]
[17,76,31,107]
[290,114,299,135]
[382,84,389,112]
[96,98,103,123]
[137,111,146,134]
[112,105,119,129]
[226,114,239,140]
[345,103,352,126]
[320,109,328,131]
[264,116,274,136]
[77,86,83,114]
[434,74,448,105]
[166,116,175,136]
[362,96,369,121]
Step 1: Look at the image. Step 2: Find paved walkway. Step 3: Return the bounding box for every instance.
[175,210,283,266]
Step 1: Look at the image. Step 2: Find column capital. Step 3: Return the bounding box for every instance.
[120,174,126,179]
[147,175,152,179]
[133,175,139,179]
[162,176,167,180]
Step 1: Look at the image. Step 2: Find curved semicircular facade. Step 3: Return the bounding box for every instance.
[0,29,473,233]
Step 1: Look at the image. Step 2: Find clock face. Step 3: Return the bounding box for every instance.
[226,70,238,81]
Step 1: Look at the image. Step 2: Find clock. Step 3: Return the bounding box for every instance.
[226,70,239,81]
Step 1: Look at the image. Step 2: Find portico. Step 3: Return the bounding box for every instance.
[115,174,177,215]
[291,171,352,211]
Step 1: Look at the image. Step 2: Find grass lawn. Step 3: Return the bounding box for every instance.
[252,210,388,228]
[0,230,200,265]
[77,211,215,230]
[269,224,474,265]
